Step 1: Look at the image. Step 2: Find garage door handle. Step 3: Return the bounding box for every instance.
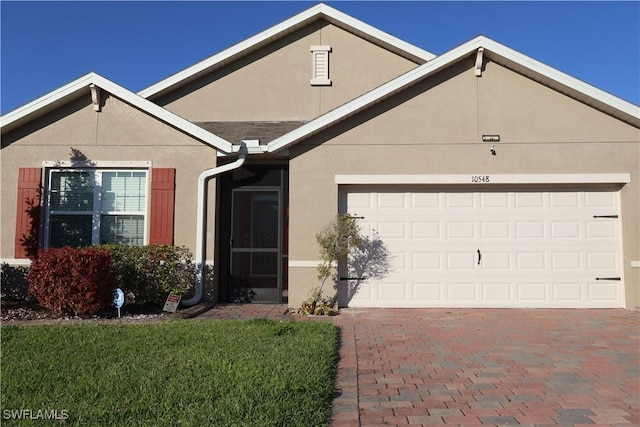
[596,277,621,281]
[477,249,481,265]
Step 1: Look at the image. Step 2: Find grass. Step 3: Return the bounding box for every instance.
[1,319,338,426]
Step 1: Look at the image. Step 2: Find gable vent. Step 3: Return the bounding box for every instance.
[310,45,332,86]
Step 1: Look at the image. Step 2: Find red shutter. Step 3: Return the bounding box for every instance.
[14,168,42,259]
[149,168,175,245]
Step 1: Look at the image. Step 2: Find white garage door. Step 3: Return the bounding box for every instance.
[342,186,624,308]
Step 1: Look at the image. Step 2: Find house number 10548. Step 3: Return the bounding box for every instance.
[471,175,490,183]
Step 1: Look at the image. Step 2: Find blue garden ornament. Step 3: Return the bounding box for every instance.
[113,288,124,317]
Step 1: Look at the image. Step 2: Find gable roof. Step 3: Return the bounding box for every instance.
[0,72,233,153]
[267,35,640,153]
[138,3,436,101]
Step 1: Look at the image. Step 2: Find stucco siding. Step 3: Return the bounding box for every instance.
[1,95,219,263]
[478,61,640,143]
[287,60,640,309]
[158,21,419,122]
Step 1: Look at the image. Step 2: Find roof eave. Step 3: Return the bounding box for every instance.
[1,73,97,134]
[481,43,640,127]
[0,73,234,154]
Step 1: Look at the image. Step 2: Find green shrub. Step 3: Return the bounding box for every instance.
[27,247,115,316]
[1,263,32,301]
[300,214,361,315]
[99,245,195,307]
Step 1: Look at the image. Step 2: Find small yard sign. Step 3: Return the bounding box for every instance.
[163,294,182,313]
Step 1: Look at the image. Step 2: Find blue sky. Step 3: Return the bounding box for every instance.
[1,1,638,115]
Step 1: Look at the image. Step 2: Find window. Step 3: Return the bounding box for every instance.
[46,169,148,248]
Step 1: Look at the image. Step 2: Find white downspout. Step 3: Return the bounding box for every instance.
[182,142,248,307]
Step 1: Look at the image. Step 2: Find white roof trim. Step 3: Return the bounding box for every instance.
[138,3,435,99]
[0,73,233,154]
[480,37,640,123]
[268,36,639,153]
[42,160,153,168]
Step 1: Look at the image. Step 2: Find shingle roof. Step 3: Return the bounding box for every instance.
[195,121,308,144]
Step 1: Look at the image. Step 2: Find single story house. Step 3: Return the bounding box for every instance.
[2,3,639,309]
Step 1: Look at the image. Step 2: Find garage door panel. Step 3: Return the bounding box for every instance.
[517,252,547,269]
[480,192,509,207]
[515,192,545,208]
[377,192,405,208]
[412,192,440,207]
[586,220,616,238]
[413,283,442,301]
[587,252,618,269]
[516,221,545,238]
[551,221,581,238]
[447,252,476,269]
[551,252,583,269]
[585,191,616,207]
[347,192,372,208]
[517,283,548,301]
[482,283,512,301]
[589,282,620,302]
[550,192,580,207]
[377,221,406,238]
[446,222,475,238]
[481,222,510,238]
[378,282,408,301]
[413,222,441,238]
[390,252,407,271]
[446,192,474,207]
[351,282,372,301]
[344,188,623,308]
[482,252,511,270]
[447,282,477,300]
[413,252,441,269]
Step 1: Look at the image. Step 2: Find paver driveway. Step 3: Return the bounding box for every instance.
[328,308,640,426]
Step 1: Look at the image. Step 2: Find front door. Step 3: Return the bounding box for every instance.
[230,188,282,303]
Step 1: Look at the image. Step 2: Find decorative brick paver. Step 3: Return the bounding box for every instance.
[192,305,639,426]
[325,308,640,426]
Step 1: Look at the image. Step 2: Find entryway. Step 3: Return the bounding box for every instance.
[217,164,288,303]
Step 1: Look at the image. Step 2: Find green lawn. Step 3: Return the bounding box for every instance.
[1,319,338,426]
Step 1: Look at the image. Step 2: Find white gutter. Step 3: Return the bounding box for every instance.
[182,142,248,307]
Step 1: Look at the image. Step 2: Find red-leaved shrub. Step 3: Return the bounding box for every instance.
[27,247,116,316]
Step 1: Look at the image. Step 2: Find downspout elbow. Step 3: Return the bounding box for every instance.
[182,143,248,307]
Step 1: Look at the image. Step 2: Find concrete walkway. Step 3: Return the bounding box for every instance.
[193,305,640,426]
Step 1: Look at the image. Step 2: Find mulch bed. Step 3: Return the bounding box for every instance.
[1,300,172,324]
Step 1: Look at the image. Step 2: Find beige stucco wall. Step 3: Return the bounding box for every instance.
[157,21,419,121]
[1,94,220,269]
[287,59,640,309]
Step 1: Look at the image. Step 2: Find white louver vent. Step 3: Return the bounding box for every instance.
[310,45,332,86]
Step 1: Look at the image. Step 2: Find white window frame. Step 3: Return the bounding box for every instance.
[43,163,151,248]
